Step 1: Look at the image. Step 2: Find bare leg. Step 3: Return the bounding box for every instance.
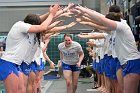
[116,68,123,93]
[124,73,140,93]
[72,71,80,93]
[18,72,26,93]
[22,72,28,93]
[63,70,73,93]
[26,71,36,93]
[4,72,23,93]
[36,70,44,93]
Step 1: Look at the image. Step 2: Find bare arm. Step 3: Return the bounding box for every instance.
[47,20,64,31]
[74,6,117,30]
[78,32,106,39]
[42,38,55,69]
[54,3,74,19]
[46,22,77,33]
[28,4,60,33]
[77,15,103,26]
[77,51,84,67]
[59,51,63,66]
[79,21,110,31]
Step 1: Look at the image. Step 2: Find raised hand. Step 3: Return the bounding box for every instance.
[74,5,87,13]
[63,3,75,12]
[49,4,60,16]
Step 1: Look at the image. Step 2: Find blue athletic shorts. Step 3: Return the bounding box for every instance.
[36,58,45,71]
[123,58,140,76]
[20,62,31,76]
[100,58,105,73]
[0,58,20,80]
[97,62,102,74]
[115,58,121,72]
[30,62,37,74]
[108,56,118,80]
[104,55,112,78]
[62,62,80,72]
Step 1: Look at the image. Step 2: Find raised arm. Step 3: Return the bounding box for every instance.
[28,4,60,33]
[54,3,74,19]
[79,21,110,31]
[47,20,64,31]
[74,5,117,30]
[46,22,77,33]
[78,32,106,39]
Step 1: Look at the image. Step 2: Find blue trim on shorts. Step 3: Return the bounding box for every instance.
[123,58,140,76]
[30,62,37,74]
[0,58,20,80]
[62,62,80,72]
[20,62,31,76]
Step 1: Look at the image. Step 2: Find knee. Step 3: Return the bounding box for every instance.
[66,80,72,87]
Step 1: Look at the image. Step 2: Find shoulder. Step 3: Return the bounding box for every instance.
[58,42,64,48]
[115,21,131,34]
[72,41,81,47]
[12,21,32,33]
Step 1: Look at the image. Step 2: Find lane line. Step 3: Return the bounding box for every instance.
[42,81,53,93]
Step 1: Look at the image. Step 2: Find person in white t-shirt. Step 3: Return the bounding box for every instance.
[58,34,84,93]
[0,4,59,93]
[73,5,140,93]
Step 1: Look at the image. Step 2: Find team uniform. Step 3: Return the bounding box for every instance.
[20,33,39,76]
[33,42,46,72]
[114,21,140,76]
[58,41,83,71]
[95,38,106,74]
[0,21,32,80]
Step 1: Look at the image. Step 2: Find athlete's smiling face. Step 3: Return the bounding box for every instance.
[64,36,72,47]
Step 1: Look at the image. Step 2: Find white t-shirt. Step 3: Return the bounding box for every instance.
[58,41,83,65]
[1,21,32,65]
[102,33,111,56]
[115,21,140,65]
[89,32,107,59]
[33,42,45,65]
[23,33,39,65]
[96,38,105,60]
[108,19,128,58]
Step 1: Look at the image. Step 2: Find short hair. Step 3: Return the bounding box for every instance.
[63,34,73,40]
[24,14,41,25]
[109,5,121,13]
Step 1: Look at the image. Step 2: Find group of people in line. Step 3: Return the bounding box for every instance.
[0,3,140,93]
